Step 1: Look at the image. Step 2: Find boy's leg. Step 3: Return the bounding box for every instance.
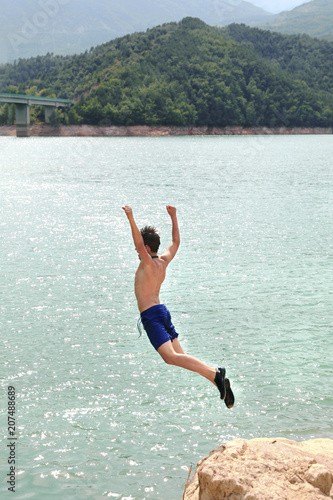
[157,340,216,384]
[157,340,229,402]
[171,337,185,354]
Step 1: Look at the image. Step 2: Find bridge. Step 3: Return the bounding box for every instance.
[0,93,73,137]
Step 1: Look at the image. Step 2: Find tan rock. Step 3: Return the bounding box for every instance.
[183,438,333,500]
[305,464,332,496]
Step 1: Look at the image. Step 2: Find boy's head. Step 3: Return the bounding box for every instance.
[140,225,160,253]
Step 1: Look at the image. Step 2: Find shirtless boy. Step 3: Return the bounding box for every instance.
[122,204,234,408]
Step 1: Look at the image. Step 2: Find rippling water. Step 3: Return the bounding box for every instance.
[0,135,332,499]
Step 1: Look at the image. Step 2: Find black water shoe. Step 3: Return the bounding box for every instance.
[224,378,235,409]
[215,367,226,400]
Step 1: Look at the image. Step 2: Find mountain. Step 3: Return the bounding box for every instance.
[1,18,332,129]
[0,0,271,64]
[251,1,306,14]
[258,0,333,40]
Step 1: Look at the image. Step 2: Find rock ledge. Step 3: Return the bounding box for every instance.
[1,125,332,137]
[183,438,333,500]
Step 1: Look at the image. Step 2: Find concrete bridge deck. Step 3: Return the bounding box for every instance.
[0,93,73,137]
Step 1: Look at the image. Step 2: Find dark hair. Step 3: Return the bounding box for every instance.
[140,225,160,253]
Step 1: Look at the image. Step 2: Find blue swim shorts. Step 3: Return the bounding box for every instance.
[139,304,179,351]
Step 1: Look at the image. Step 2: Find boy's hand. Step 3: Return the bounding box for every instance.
[166,205,177,217]
[122,205,133,218]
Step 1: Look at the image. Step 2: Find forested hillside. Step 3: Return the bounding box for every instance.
[224,24,333,93]
[1,18,333,128]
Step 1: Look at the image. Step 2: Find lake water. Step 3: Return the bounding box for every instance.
[0,135,332,499]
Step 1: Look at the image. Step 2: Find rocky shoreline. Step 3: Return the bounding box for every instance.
[0,124,332,137]
[183,437,333,500]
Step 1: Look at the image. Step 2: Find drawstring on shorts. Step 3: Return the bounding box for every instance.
[137,317,143,337]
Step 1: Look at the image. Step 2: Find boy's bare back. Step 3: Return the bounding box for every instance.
[135,256,167,312]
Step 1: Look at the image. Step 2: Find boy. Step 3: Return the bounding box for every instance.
[122,204,234,408]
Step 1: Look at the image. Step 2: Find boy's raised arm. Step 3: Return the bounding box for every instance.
[161,205,180,264]
[122,205,151,264]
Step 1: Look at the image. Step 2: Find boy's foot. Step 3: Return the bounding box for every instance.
[214,367,226,400]
[224,378,235,409]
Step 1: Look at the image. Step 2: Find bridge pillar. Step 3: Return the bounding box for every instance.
[44,105,54,124]
[15,104,30,137]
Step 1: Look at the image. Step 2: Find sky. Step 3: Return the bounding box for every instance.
[250,0,309,13]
